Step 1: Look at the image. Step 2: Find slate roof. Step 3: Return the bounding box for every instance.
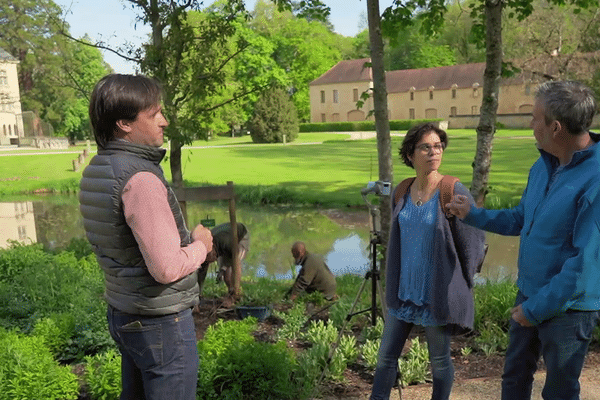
[310,58,372,86]
[386,63,487,93]
[310,59,545,93]
[0,47,18,62]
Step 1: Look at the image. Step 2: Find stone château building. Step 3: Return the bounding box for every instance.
[0,47,24,145]
[309,58,540,129]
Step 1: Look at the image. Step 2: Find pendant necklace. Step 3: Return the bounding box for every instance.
[414,175,439,207]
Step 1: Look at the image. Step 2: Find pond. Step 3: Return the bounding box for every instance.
[0,196,519,282]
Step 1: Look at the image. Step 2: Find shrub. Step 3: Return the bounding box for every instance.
[197,318,305,399]
[32,313,76,357]
[299,119,442,133]
[0,328,80,400]
[0,245,113,361]
[84,348,121,400]
[249,87,299,144]
[474,280,518,332]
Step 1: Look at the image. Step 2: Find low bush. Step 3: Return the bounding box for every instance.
[32,313,76,357]
[474,280,518,332]
[197,318,305,399]
[0,328,80,400]
[299,119,442,133]
[0,244,113,362]
[84,348,121,400]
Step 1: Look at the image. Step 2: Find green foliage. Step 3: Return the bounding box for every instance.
[475,321,509,356]
[197,318,304,399]
[32,313,76,357]
[249,87,299,143]
[328,298,353,331]
[240,277,286,306]
[0,328,80,400]
[398,337,430,387]
[299,119,441,133]
[273,302,307,342]
[250,1,354,122]
[361,338,380,369]
[0,1,109,139]
[474,280,518,332]
[338,334,359,364]
[361,317,385,342]
[84,348,122,400]
[303,320,337,345]
[0,244,113,362]
[235,184,297,205]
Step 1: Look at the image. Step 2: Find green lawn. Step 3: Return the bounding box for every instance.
[0,130,538,207]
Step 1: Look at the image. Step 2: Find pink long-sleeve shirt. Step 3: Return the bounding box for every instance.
[122,171,207,284]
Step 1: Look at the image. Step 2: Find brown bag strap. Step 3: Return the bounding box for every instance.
[439,175,459,216]
[393,177,415,205]
[393,175,459,217]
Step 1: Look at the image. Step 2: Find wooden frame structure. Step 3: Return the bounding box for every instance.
[173,181,241,296]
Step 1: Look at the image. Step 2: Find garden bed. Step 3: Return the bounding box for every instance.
[191,295,600,399]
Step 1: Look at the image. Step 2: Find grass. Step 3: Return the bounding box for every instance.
[0,130,539,207]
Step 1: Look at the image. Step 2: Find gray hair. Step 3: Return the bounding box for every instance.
[535,81,597,135]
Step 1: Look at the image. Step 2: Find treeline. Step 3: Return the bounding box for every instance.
[2,0,599,143]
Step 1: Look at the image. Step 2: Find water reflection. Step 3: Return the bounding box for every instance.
[0,196,520,283]
[0,201,37,248]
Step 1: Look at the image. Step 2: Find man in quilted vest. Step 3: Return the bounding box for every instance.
[80,74,213,400]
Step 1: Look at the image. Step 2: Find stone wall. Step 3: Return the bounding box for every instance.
[19,136,69,149]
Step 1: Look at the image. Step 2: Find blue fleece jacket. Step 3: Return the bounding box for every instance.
[464,133,600,325]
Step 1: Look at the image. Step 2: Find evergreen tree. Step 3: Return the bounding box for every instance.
[249,87,298,144]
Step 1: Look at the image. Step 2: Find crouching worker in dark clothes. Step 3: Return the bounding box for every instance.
[198,222,249,296]
[288,241,337,301]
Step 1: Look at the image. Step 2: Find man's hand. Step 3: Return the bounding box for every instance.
[445,195,471,219]
[192,224,213,253]
[511,304,533,327]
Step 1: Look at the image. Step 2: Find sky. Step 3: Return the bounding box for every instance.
[55,0,395,74]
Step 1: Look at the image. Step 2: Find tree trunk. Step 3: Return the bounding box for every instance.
[471,0,503,206]
[367,0,393,273]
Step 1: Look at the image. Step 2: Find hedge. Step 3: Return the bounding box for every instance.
[299,119,443,133]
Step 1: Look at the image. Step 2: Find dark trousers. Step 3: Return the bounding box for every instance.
[107,305,198,400]
[501,291,599,400]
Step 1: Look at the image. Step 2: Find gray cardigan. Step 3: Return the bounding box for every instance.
[385,182,486,331]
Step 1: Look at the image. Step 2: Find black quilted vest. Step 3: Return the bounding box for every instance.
[79,140,199,315]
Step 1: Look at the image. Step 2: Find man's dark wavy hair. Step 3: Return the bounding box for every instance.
[89,74,163,149]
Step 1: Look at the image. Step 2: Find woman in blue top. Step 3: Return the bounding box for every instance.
[370,122,486,400]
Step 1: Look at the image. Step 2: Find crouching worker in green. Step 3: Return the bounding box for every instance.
[288,241,337,301]
[79,74,213,400]
[197,222,249,296]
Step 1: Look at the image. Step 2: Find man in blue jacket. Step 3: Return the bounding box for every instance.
[447,80,600,400]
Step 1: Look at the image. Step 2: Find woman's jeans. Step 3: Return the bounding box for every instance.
[370,316,454,400]
[501,291,599,400]
[107,305,198,400]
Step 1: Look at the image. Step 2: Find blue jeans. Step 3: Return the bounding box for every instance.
[502,291,599,400]
[370,315,454,400]
[107,305,198,400]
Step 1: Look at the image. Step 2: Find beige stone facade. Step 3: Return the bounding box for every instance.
[309,59,538,128]
[0,48,24,146]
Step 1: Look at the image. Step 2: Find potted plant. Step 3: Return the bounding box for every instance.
[236,283,282,321]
